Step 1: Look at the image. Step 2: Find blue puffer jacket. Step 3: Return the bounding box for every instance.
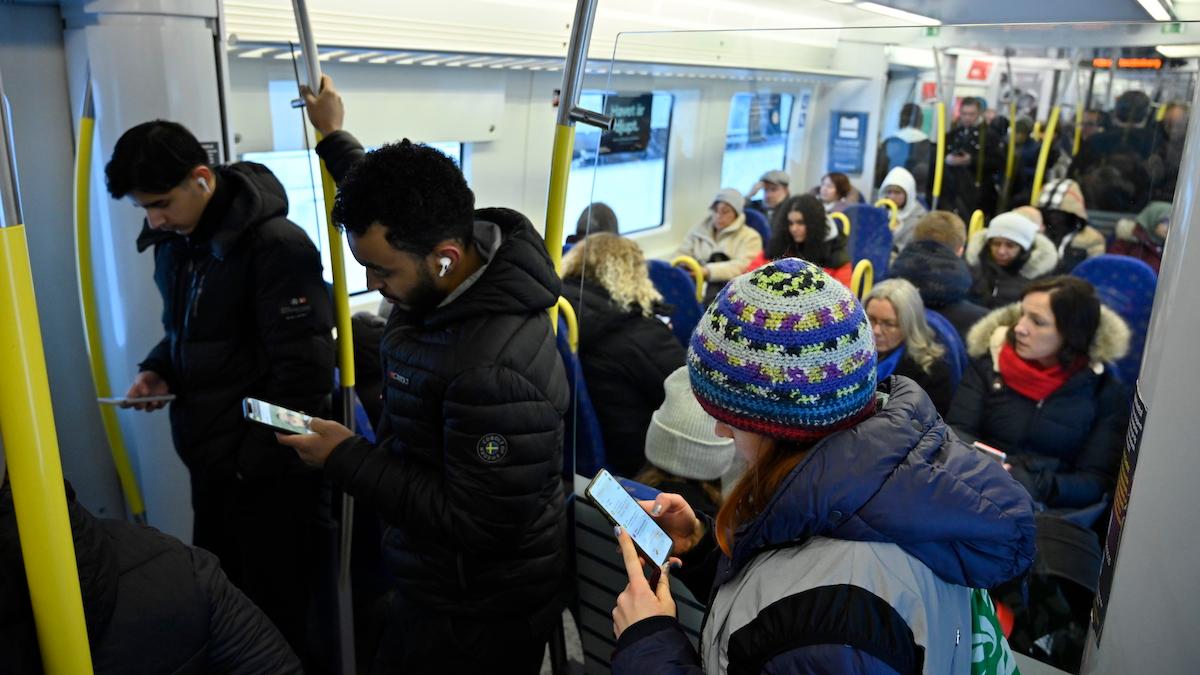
[612,376,1036,674]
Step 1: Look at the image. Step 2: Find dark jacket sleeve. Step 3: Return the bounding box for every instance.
[138,335,175,385]
[251,231,336,414]
[1014,375,1130,508]
[325,364,563,552]
[193,546,303,674]
[611,616,704,674]
[314,130,367,185]
[947,358,988,445]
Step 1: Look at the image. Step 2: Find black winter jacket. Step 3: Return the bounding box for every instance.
[948,305,1131,508]
[561,280,686,476]
[891,351,954,416]
[0,484,300,674]
[890,239,989,341]
[316,131,570,623]
[137,163,335,477]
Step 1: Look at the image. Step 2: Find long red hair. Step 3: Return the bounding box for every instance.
[715,439,811,557]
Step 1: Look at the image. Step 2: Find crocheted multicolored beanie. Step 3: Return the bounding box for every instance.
[688,258,877,442]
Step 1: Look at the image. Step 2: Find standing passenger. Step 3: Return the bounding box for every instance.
[104,121,334,663]
[282,75,569,673]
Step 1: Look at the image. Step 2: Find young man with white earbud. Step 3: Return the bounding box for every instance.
[104,120,335,668]
[274,75,570,673]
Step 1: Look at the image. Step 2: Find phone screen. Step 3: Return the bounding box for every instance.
[973,441,1007,464]
[244,398,313,435]
[586,470,672,566]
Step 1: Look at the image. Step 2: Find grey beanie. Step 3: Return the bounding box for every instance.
[645,367,736,481]
[713,188,745,218]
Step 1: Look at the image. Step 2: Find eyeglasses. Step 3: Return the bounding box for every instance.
[868,317,901,331]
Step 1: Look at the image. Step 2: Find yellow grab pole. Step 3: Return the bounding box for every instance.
[73,79,147,522]
[1004,100,1017,189]
[1033,120,1043,141]
[1,227,95,674]
[829,211,850,237]
[671,255,706,303]
[546,124,575,277]
[556,296,579,352]
[932,102,946,209]
[969,210,986,240]
[1073,103,1084,156]
[874,198,899,231]
[1030,105,1061,207]
[851,259,874,300]
[315,130,354,389]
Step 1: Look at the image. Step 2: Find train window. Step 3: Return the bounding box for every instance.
[565,91,673,240]
[720,93,794,193]
[243,143,464,295]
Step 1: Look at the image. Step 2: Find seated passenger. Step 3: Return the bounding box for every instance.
[891,211,989,341]
[865,279,955,414]
[878,165,929,252]
[967,210,1059,308]
[562,233,687,476]
[634,366,735,519]
[0,479,301,674]
[675,188,763,292]
[1037,178,1104,274]
[1110,200,1171,274]
[609,260,1036,673]
[744,169,790,222]
[948,277,1130,509]
[817,172,852,213]
[745,194,851,286]
[565,201,619,246]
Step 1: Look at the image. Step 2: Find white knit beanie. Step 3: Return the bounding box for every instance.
[644,367,735,481]
[986,211,1038,251]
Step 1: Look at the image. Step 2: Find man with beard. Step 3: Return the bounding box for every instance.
[278,75,569,673]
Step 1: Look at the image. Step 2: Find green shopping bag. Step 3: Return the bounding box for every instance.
[972,589,1021,675]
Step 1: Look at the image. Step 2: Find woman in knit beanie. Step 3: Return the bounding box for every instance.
[610,259,1036,674]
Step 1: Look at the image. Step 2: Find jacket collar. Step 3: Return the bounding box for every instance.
[965,302,1131,369]
[965,229,1059,279]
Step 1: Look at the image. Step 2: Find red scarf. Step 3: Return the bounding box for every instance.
[997,341,1084,402]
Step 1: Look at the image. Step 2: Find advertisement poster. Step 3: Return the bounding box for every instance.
[600,94,653,154]
[828,111,868,174]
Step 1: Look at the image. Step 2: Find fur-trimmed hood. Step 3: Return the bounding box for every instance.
[1062,226,1106,258]
[966,229,1059,279]
[965,303,1131,372]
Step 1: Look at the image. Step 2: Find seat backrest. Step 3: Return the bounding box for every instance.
[844,203,894,280]
[647,260,704,347]
[925,309,968,392]
[556,320,608,479]
[743,208,771,246]
[1071,254,1158,385]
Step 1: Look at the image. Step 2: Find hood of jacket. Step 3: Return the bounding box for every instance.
[891,240,972,307]
[136,162,289,258]
[0,483,119,643]
[562,279,646,344]
[965,303,1131,371]
[965,229,1059,279]
[728,377,1036,589]
[398,207,560,329]
[879,166,921,222]
[1062,226,1106,258]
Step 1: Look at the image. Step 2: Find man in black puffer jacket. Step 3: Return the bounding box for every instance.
[0,479,301,674]
[105,121,334,662]
[281,75,569,673]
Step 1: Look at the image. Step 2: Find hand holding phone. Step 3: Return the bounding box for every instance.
[124,371,171,411]
[585,469,673,567]
[242,398,313,435]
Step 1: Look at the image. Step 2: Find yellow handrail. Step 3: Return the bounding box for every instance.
[1004,100,1017,191]
[829,211,850,237]
[1072,103,1084,156]
[314,131,355,389]
[969,210,986,240]
[556,297,579,352]
[671,255,706,303]
[73,80,146,522]
[1033,119,1044,141]
[851,259,874,300]
[1030,105,1061,207]
[545,124,574,329]
[932,102,946,208]
[874,198,899,231]
[2,225,95,674]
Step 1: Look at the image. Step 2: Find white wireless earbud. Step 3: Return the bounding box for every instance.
[197,177,209,193]
[438,257,452,278]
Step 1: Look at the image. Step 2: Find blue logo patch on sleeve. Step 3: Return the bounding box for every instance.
[477,433,508,463]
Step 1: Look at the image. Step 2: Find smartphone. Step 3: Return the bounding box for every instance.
[973,441,1008,464]
[242,398,313,435]
[98,395,176,406]
[584,469,672,567]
